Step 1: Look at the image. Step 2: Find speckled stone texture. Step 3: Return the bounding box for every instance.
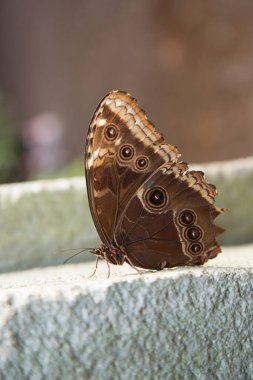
[0,156,253,273]
[0,245,252,380]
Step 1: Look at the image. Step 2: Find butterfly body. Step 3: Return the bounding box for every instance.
[94,243,127,266]
[85,91,225,271]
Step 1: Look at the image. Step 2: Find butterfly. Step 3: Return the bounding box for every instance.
[85,91,225,274]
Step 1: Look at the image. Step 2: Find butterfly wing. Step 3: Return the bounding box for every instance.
[114,162,225,269]
[85,91,179,244]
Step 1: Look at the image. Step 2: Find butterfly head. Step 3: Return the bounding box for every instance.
[94,243,127,266]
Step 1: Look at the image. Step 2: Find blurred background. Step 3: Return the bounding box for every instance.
[0,0,253,184]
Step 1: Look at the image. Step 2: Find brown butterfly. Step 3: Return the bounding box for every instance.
[85,91,225,274]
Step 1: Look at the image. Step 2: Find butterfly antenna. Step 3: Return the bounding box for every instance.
[57,248,94,254]
[63,248,94,264]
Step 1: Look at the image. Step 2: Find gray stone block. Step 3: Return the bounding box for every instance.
[0,245,252,380]
[0,156,252,273]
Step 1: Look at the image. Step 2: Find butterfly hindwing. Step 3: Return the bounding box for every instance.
[114,162,224,269]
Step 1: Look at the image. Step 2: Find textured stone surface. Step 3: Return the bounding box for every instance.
[0,245,252,380]
[0,156,252,273]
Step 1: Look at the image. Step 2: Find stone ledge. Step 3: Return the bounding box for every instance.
[0,156,252,273]
[0,245,252,379]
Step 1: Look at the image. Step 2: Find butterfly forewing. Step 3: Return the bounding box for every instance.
[85,91,179,244]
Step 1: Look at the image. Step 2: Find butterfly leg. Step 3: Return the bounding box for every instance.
[126,256,144,275]
[89,256,100,278]
[105,256,111,278]
[100,251,111,278]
